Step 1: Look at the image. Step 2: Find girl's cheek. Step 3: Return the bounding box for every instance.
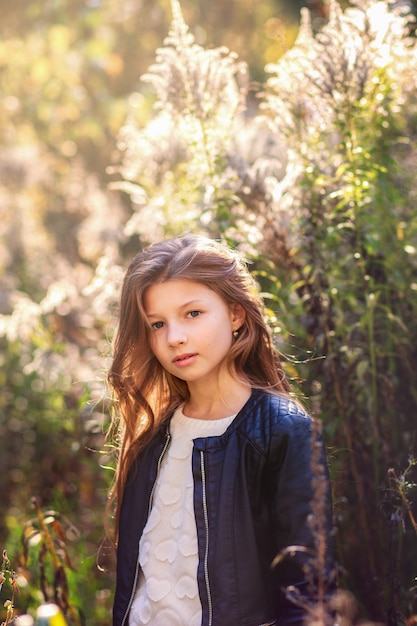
[150,334,163,353]
[148,335,158,352]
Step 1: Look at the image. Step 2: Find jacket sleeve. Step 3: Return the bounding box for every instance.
[265,409,335,625]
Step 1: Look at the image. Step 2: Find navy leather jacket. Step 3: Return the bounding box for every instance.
[113,389,334,626]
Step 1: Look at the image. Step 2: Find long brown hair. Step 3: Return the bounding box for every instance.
[107,234,291,540]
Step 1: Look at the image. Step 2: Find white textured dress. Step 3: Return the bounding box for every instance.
[129,406,235,626]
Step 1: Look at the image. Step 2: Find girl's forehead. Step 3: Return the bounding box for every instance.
[143,279,225,312]
[145,278,211,295]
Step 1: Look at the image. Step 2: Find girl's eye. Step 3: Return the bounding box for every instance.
[151,321,164,330]
[187,310,201,318]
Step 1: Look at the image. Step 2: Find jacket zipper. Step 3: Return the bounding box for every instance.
[200,450,213,626]
[120,431,171,626]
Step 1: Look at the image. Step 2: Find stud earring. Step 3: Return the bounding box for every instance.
[233,329,239,338]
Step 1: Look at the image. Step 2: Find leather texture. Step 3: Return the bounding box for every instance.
[113,389,335,626]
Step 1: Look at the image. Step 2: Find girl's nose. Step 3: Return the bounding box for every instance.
[167,323,187,347]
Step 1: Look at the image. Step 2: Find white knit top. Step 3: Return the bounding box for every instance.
[129,406,236,626]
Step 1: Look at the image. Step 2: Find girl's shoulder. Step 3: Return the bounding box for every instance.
[235,388,313,449]
[244,388,310,420]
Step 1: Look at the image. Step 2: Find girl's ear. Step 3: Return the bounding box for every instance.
[230,303,246,330]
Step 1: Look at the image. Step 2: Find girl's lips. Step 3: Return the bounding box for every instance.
[173,353,197,367]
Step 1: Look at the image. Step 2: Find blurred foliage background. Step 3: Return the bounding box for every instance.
[1,0,417,624]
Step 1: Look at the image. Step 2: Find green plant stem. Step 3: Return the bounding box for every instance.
[388,467,417,536]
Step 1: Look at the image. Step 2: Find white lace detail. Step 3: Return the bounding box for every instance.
[128,407,235,625]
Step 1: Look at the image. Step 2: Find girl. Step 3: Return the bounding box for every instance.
[107,235,334,626]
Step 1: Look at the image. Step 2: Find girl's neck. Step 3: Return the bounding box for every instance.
[183,378,251,421]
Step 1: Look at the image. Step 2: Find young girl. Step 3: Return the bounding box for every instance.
[108,235,334,626]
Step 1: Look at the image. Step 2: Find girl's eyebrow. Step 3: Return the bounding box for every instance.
[145,298,205,319]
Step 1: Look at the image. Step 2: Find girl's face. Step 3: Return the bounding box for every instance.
[143,279,245,389]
